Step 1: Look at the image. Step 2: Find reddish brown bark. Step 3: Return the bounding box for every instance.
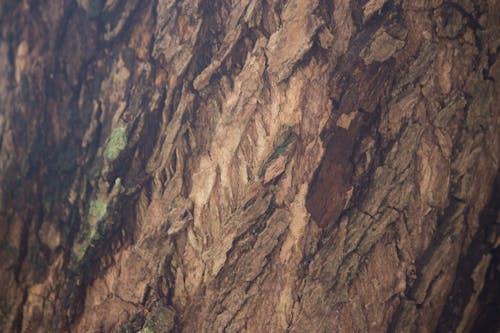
[0,0,499,332]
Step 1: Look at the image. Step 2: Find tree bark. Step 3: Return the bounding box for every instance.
[1,0,499,332]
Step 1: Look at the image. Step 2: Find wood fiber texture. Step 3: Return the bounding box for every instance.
[0,0,499,332]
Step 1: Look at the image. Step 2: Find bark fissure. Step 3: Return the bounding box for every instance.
[1,0,500,332]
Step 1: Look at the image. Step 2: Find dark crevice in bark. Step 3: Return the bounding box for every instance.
[12,289,26,333]
[1,0,500,331]
[13,216,29,286]
[469,244,500,332]
[437,173,500,332]
[54,3,78,51]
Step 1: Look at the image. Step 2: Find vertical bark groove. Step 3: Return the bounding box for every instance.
[0,0,499,332]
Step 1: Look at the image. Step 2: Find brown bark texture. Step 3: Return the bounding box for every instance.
[1,0,500,332]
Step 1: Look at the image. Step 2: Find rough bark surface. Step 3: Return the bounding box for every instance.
[1,0,499,332]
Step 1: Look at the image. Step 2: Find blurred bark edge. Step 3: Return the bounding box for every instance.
[0,0,499,332]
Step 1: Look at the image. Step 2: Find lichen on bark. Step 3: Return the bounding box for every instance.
[0,0,499,332]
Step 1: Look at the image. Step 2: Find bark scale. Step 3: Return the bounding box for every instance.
[0,0,499,332]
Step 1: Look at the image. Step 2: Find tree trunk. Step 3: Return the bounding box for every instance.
[1,0,499,332]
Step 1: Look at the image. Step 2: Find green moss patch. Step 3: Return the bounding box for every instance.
[104,126,127,161]
[89,198,108,221]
